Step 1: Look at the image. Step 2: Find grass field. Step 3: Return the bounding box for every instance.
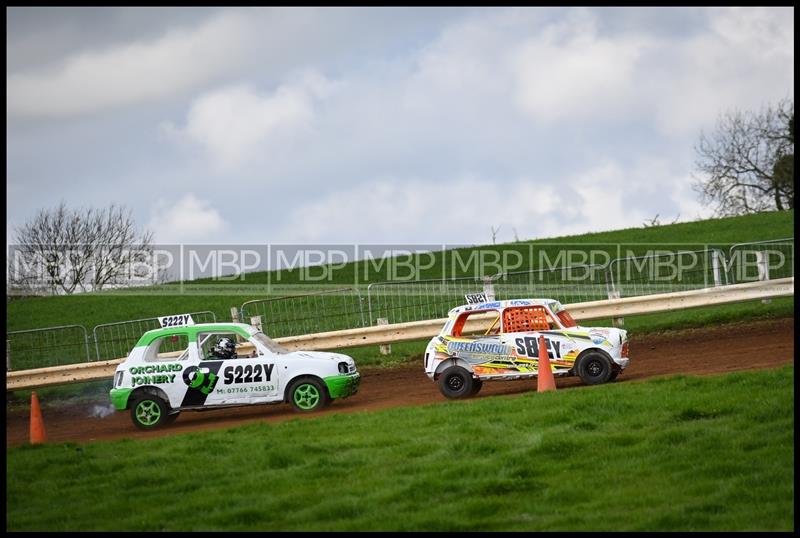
[6,366,794,531]
[6,210,794,332]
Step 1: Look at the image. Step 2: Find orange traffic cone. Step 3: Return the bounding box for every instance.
[537,335,556,392]
[30,391,47,444]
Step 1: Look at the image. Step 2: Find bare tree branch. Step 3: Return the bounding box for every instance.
[642,214,660,228]
[8,202,154,296]
[693,98,794,216]
[490,225,501,245]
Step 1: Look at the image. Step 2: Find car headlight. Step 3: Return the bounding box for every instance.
[338,362,349,374]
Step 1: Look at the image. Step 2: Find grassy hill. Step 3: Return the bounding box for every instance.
[6,210,794,332]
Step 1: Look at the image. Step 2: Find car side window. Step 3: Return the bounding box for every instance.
[144,334,190,362]
[450,310,501,337]
[199,332,241,360]
[502,306,552,333]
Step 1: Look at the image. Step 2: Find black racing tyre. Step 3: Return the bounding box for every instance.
[438,366,475,399]
[576,352,614,385]
[470,379,484,396]
[130,396,169,430]
[288,377,330,412]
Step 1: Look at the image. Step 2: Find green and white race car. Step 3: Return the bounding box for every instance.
[109,318,360,429]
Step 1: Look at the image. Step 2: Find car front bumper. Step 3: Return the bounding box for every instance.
[324,372,361,399]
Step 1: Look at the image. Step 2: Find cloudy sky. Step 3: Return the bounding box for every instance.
[6,7,794,247]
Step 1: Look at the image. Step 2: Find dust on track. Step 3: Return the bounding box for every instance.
[6,317,794,447]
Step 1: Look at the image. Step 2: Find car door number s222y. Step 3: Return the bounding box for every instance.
[219,363,277,394]
[223,363,275,385]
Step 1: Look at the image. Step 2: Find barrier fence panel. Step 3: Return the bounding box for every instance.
[92,311,217,361]
[727,238,794,283]
[607,249,728,299]
[494,264,611,305]
[240,288,365,338]
[367,275,490,325]
[7,325,91,370]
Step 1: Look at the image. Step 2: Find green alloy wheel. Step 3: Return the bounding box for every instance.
[131,396,168,430]
[288,378,330,412]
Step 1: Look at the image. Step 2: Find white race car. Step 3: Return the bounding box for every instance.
[424,298,630,399]
[109,318,360,429]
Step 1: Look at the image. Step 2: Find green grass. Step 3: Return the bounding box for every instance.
[592,296,795,335]
[6,210,794,332]
[6,366,794,531]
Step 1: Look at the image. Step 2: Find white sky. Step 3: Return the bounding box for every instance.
[6,6,795,246]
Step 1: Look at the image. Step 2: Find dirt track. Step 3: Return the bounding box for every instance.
[6,318,795,447]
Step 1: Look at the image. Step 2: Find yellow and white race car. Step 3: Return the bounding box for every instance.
[424,298,630,399]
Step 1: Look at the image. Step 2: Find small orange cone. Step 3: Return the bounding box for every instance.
[30,391,47,444]
[537,335,556,392]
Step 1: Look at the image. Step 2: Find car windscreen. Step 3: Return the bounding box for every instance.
[252,332,290,354]
[557,310,577,328]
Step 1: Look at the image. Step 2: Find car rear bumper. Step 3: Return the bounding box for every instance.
[614,358,631,370]
[324,372,361,399]
[110,387,133,410]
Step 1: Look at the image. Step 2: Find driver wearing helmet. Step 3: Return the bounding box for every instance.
[209,337,237,360]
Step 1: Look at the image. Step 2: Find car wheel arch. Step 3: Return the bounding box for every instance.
[573,348,614,371]
[283,374,329,403]
[433,357,474,379]
[573,348,616,385]
[129,386,171,410]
